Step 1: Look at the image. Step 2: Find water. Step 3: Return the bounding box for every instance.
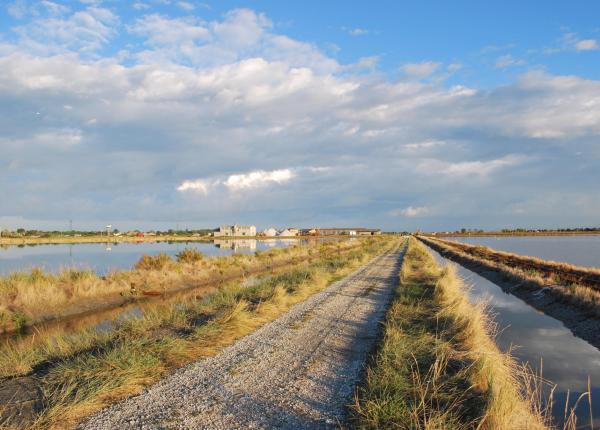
[0,239,307,276]
[446,235,600,269]
[430,248,600,428]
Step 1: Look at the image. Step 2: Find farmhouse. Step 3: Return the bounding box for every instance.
[214,224,257,237]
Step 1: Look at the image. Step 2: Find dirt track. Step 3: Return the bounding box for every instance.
[80,247,403,430]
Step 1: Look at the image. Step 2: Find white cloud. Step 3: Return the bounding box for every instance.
[447,63,462,72]
[177,1,195,11]
[2,8,600,229]
[7,0,29,19]
[575,39,598,51]
[177,169,296,196]
[133,2,151,10]
[401,61,440,78]
[13,6,119,54]
[128,14,210,46]
[348,28,368,36]
[389,206,430,217]
[495,54,525,68]
[224,169,295,191]
[549,32,600,54]
[177,179,212,194]
[417,155,527,178]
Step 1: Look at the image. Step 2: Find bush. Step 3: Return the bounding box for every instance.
[176,248,204,264]
[135,253,172,270]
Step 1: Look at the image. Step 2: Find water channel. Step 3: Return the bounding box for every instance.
[430,246,600,428]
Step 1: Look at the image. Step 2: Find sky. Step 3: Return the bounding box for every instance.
[0,0,599,232]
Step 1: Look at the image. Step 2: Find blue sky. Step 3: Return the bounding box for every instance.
[0,0,599,231]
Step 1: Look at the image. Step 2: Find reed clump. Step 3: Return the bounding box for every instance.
[353,237,547,430]
[0,236,396,429]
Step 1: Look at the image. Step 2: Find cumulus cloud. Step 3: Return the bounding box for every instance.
[1,7,600,230]
[177,169,296,196]
[224,169,295,190]
[177,179,212,194]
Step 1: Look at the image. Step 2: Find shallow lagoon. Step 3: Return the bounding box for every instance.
[446,235,600,269]
[0,238,307,276]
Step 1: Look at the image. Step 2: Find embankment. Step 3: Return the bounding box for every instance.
[419,236,600,349]
[354,237,548,429]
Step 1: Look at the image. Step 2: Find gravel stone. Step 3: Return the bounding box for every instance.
[80,249,403,430]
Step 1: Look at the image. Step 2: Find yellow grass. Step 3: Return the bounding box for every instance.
[354,237,548,429]
[0,239,366,333]
[0,236,397,429]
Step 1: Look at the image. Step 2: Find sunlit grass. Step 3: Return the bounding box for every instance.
[0,236,397,429]
[0,239,367,333]
[353,237,548,430]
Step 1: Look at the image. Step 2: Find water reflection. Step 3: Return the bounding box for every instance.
[446,235,600,269]
[430,249,600,428]
[214,239,257,251]
[0,239,308,276]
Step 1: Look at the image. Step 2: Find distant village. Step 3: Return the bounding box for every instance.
[0,224,381,239]
[213,225,381,237]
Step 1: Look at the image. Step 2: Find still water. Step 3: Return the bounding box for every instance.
[446,235,600,269]
[0,238,305,276]
[430,248,600,428]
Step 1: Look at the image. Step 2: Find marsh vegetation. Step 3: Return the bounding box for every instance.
[0,236,395,428]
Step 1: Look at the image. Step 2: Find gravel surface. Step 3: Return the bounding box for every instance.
[80,248,403,430]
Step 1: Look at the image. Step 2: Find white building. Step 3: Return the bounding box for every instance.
[278,229,297,237]
[262,228,278,237]
[214,224,257,237]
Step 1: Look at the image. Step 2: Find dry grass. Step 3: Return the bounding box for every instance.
[0,239,367,333]
[353,237,548,429]
[0,236,397,429]
[420,236,600,317]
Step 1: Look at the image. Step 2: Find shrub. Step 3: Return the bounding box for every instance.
[176,248,204,264]
[135,253,172,270]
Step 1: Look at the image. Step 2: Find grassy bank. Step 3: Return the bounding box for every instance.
[0,236,396,429]
[0,239,365,333]
[420,236,600,318]
[354,237,547,429]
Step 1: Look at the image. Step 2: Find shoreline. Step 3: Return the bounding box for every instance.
[0,234,360,247]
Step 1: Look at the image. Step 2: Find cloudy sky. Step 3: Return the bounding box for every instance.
[1,0,599,231]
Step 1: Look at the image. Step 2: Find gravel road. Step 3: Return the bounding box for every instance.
[80,247,403,430]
